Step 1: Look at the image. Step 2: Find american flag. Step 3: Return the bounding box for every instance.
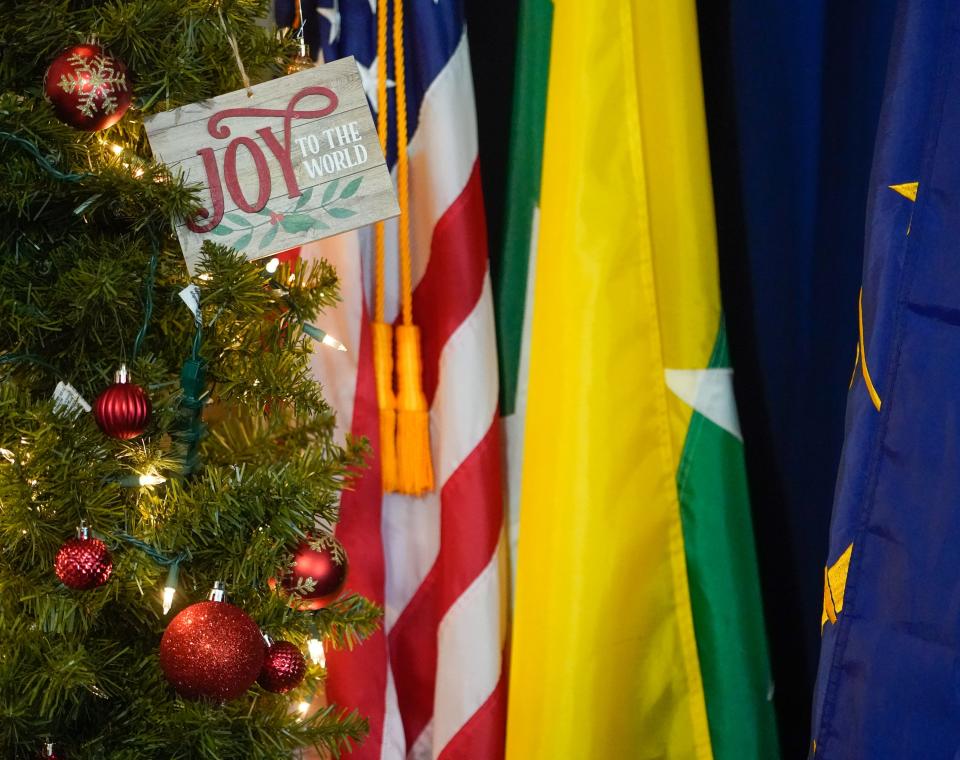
[276,1,508,757]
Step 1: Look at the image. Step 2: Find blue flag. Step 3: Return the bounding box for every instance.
[810,2,960,757]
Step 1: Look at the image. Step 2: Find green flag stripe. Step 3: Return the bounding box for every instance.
[493,0,553,416]
[676,322,781,759]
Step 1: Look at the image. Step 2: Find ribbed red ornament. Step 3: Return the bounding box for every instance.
[281,538,348,610]
[44,44,132,131]
[94,366,151,440]
[54,529,113,590]
[258,640,307,694]
[160,599,266,700]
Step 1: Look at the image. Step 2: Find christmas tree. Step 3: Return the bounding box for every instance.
[0,2,380,757]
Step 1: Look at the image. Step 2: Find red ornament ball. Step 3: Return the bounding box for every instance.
[160,600,266,700]
[44,44,132,131]
[54,534,113,590]
[281,538,348,610]
[258,640,307,693]
[94,368,151,440]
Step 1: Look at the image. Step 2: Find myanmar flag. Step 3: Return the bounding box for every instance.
[503,1,781,758]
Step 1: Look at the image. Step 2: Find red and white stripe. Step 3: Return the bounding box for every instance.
[301,31,507,760]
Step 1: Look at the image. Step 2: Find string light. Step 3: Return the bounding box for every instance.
[138,471,166,486]
[162,563,180,615]
[110,143,123,155]
[321,334,347,352]
[307,638,325,666]
[265,257,280,274]
[303,323,347,352]
[297,701,311,716]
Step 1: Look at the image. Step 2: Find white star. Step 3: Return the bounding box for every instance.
[368,0,376,13]
[317,0,341,44]
[665,367,743,441]
[356,56,394,113]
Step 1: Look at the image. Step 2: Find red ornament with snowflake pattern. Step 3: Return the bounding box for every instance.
[44,44,132,131]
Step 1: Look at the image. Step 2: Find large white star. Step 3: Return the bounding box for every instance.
[317,0,341,44]
[356,56,395,113]
[664,367,743,441]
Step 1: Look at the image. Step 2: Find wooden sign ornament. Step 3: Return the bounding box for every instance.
[145,57,399,274]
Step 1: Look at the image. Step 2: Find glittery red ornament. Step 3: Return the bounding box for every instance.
[281,537,348,610]
[159,587,266,700]
[94,365,151,440]
[44,44,131,131]
[258,640,307,694]
[54,524,113,590]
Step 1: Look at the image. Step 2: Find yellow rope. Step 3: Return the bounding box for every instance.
[374,0,389,322]
[372,0,397,490]
[393,0,412,327]
[369,0,433,494]
[858,288,882,411]
[392,0,433,493]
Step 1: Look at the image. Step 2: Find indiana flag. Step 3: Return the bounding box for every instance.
[277,1,508,758]
[810,2,960,757]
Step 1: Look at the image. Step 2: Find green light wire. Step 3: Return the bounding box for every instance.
[131,239,160,361]
[0,131,91,182]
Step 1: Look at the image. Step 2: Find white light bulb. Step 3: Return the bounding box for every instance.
[297,701,311,716]
[321,333,347,352]
[138,472,166,486]
[162,586,175,615]
[265,257,280,274]
[111,144,123,155]
[307,638,326,666]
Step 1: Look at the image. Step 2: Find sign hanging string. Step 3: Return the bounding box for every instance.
[217,8,253,97]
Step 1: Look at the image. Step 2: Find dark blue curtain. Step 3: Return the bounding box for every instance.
[697,2,897,755]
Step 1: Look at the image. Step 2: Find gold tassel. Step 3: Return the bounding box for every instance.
[394,324,434,494]
[372,321,398,491]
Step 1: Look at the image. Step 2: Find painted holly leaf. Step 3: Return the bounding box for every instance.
[339,176,363,199]
[294,187,314,211]
[233,230,253,250]
[259,224,280,250]
[225,213,251,227]
[322,179,340,205]
[326,207,356,219]
[280,213,317,233]
[210,225,234,236]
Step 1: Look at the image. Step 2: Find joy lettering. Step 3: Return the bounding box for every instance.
[186,86,340,233]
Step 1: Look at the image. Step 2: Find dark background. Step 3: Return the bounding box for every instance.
[466,2,897,756]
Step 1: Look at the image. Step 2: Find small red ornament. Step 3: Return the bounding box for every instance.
[54,522,113,590]
[258,639,307,694]
[44,44,132,131]
[281,537,348,610]
[94,365,151,440]
[159,583,266,700]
